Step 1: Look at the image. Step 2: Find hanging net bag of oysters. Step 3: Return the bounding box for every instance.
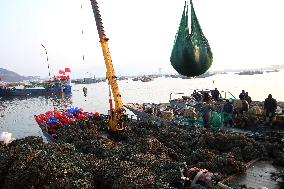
[170,0,213,77]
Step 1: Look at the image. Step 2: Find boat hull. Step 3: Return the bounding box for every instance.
[0,88,12,97]
[0,86,72,97]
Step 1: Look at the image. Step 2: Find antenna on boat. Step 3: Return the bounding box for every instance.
[41,44,51,79]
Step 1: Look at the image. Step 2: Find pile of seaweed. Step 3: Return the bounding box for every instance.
[0,121,283,189]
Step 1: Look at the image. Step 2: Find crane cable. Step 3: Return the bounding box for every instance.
[81,2,85,62]
[41,44,50,78]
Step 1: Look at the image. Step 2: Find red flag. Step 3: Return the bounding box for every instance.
[65,68,71,72]
[59,70,65,75]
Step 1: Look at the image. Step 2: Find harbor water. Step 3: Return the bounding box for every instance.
[0,71,284,139]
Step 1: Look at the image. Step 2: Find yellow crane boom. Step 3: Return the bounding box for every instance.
[89,0,126,131]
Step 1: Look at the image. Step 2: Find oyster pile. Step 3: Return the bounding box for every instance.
[0,121,283,188]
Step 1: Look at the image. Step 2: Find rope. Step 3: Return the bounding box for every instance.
[81,2,85,62]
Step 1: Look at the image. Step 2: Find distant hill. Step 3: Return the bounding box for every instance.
[0,68,34,82]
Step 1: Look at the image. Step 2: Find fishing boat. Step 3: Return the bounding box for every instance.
[132,77,139,81]
[0,81,11,96]
[0,76,71,97]
[141,76,153,82]
[195,72,215,78]
[266,69,279,73]
[180,75,192,79]
[238,70,263,75]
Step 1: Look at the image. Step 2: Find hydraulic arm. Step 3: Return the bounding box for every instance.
[89,0,126,131]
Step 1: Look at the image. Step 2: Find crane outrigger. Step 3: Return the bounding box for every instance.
[89,0,127,131]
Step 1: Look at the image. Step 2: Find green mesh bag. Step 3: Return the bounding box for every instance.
[211,111,223,129]
[170,0,213,77]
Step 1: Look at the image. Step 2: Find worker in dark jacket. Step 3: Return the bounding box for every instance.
[211,88,220,101]
[264,94,277,125]
[244,92,252,104]
[202,92,211,103]
[223,99,234,126]
[202,92,213,128]
[192,90,202,102]
[239,90,246,100]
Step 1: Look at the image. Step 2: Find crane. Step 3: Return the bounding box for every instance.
[89,0,127,131]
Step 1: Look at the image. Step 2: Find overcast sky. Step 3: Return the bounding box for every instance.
[1,0,284,78]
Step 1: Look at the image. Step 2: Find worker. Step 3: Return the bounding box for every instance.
[83,86,88,97]
[223,99,234,127]
[240,100,249,114]
[202,92,211,103]
[192,90,197,98]
[244,92,252,104]
[264,94,277,126]
[202,92,213,128]
[192,90,202,102]
[239,90,246,100]
[211,88,220,101]
[182,167,222,188]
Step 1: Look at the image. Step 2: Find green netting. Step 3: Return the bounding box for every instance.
[222,112,233,124]
[179,112,224,129]
[170,0,213,77]
[211,111,223,130]
[179,117,204,127]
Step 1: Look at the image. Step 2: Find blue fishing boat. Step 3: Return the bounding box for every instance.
[0,81,12,96]
[0,78,72,97]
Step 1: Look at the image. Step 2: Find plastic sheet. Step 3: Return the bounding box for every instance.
[0,132,14,144]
